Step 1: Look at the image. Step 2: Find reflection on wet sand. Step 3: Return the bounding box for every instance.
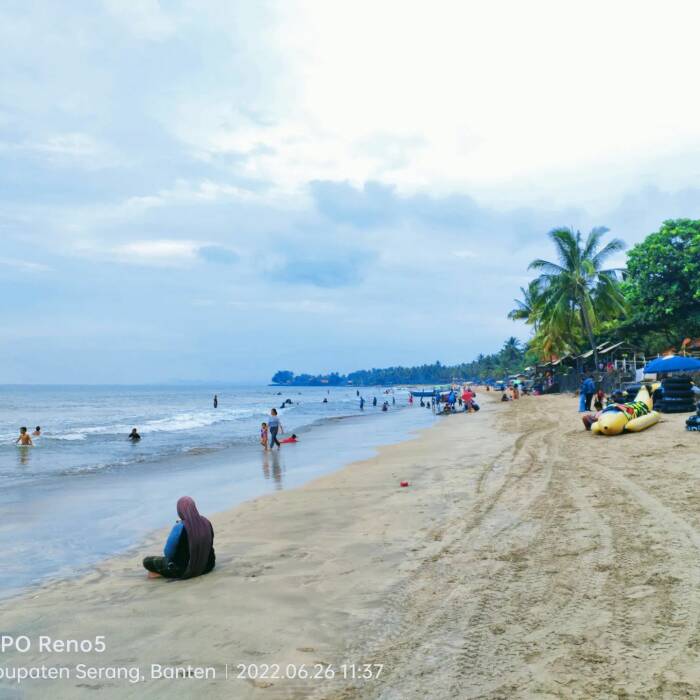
[261,450,284,489]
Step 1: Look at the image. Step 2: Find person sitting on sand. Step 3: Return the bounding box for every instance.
[260,422,269,450]
[280,433,298,444]
[32,426,41,437]
[128,428,141,441]
[15,427,33,446]
[143,496,215,580]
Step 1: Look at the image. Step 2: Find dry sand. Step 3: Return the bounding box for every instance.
[2,391,700,699]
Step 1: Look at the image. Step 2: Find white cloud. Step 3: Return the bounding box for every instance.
[160,0,700,208]
[111,240,201,266]
[0,133,123,169]
[0,257,50,271]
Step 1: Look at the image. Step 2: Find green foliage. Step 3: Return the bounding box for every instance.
[622,219,700,343]
[519,227,626,360]
[271,370,295,385]
[271,339,526,386]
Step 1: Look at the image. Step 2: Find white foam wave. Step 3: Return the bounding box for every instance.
[44,407,261,441]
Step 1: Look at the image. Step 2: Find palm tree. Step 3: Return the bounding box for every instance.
[529,227,625,367]
[508,280,542,326]
[499,336,523,373]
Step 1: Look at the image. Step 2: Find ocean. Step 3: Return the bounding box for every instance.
[0,384,435,598]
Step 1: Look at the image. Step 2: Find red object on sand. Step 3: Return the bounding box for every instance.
[400,481,409,487]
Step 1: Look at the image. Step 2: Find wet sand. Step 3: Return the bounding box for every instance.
[2,391,700,698]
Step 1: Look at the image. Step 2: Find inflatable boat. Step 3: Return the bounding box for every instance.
[591,386,660,436]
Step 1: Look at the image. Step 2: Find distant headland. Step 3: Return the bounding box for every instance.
[271,339,525,386]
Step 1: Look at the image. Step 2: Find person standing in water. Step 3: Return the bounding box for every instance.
[32,426,41,437]
[268,408,283,449]
[15,427,33,446]
[373,396,377,407]
[129,428,141,441]
[360,396,365,410]
[213,394,218,409]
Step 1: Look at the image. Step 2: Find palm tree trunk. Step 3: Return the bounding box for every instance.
[579,303,598,368]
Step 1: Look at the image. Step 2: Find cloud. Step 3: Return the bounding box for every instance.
[0,133,123,170]
[111,240,201,266]
[198,245,239,265]
[276,254,368,288]
[4,1,700,382]
[101,0,178,41]
[309,180,395,226]
[0,257,50,272]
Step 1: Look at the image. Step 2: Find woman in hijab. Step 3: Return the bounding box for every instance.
[143,496,215,579]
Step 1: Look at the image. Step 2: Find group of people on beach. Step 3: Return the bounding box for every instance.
[501,384,522,402]
[142,393,313,581]
[260,408,298,450]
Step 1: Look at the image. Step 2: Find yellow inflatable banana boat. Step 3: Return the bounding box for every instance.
[591,386,660,436]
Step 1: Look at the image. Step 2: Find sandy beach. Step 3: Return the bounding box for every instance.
[2,390,700,699]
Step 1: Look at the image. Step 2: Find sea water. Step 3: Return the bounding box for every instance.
[0,385,435,597]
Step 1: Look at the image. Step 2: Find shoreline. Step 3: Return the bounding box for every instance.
[3,391,698,698]
[0,394,483,700]
[0,402,435,601]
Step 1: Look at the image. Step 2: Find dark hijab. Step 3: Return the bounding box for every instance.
[176,496,213,579]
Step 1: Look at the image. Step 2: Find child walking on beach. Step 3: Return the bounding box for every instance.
[260,422,269,450]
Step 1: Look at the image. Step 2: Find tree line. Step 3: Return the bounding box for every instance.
[272,219,700,386]
[271,337,526,386]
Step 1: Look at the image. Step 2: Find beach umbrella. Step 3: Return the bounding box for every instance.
[644,355,700,373]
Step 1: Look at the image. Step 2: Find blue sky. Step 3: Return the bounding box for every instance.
[3,0,700,383]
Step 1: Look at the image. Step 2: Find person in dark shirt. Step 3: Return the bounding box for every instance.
[128,428,141,441]
[582,375,596,411]
[143,496,215,580]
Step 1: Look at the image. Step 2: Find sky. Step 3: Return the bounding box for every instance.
[3,0,700,383]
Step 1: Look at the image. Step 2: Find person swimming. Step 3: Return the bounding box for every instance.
[32,426,41,437]
[15,427,33,446]
[129,428,141,441]
[143,496,215,580]
[280,434,298,444]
